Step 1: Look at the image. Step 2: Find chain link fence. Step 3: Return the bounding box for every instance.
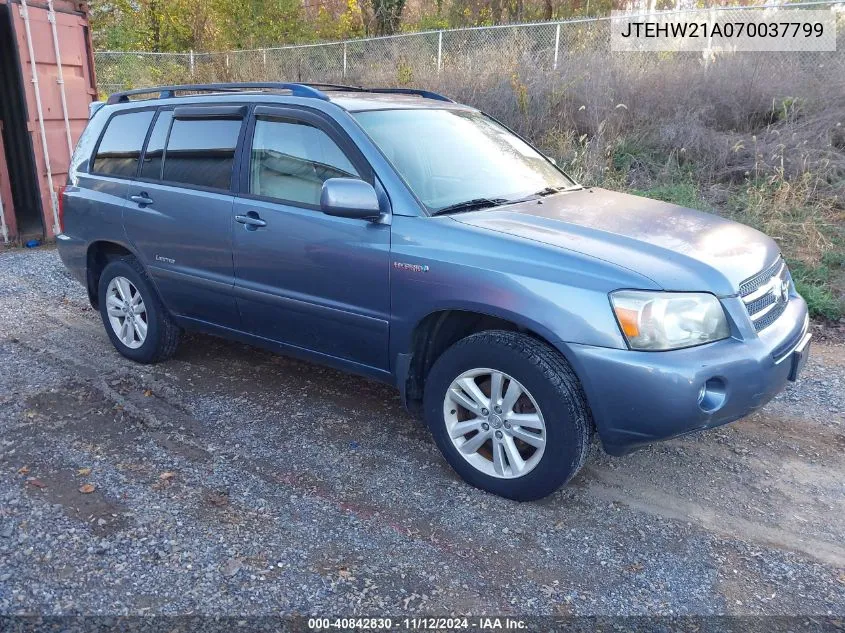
[94,2,845,96]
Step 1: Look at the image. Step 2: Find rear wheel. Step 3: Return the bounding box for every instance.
[98,256,181,363]
[424,330,592,501]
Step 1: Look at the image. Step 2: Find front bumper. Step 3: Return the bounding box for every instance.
[564,294,810,456]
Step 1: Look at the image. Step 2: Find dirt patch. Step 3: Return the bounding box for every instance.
[10,463,129,537]
[806,339,845,366]
[732,412,845,457]
[23,381,146,448]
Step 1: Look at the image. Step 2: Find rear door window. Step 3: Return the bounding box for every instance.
[92,110,155,178]
[161,118,242,190]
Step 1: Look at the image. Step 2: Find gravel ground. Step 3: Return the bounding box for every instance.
[0,246,844,617]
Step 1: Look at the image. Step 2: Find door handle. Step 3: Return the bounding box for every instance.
[235,212,267,230]
[130,193,154,206]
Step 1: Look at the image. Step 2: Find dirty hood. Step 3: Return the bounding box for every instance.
[452,187,781,295]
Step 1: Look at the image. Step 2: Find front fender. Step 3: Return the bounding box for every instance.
[388,215,641,367]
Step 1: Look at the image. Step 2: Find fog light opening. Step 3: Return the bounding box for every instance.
[698,377,727,413]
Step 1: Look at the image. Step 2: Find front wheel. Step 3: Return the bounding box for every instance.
[424,331,592,501]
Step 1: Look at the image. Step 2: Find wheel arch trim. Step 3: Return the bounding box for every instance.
[394,304,579,413]
[396,302,566,362]
[85,239,155,309]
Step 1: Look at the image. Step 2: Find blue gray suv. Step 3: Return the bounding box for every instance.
[57,82,811,500]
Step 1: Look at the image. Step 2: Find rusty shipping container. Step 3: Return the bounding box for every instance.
[0,0,97,243]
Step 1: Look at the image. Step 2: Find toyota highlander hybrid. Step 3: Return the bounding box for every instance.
[57,82,811,500]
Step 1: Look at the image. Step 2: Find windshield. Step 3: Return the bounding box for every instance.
[353,109,577,213]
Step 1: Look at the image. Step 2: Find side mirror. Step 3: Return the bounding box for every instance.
[320,178,381,220]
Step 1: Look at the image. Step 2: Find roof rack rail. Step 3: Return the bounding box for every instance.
[295,82,365,91]
[283,82,452,102]
[105,82,331,105]
[105,82,454,106]
[298,84,452,102]
[365,88,453,102]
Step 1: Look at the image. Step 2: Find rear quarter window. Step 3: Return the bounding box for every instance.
[91,110,155,178]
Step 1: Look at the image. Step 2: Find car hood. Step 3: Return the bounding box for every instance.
[451,187,780,295]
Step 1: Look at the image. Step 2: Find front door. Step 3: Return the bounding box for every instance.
[232,106,390,371]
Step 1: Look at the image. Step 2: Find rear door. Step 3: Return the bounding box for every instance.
[81,108,156,248]
[231,106,391,370]
[123,105,247,329]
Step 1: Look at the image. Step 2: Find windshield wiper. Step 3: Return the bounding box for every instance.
[505,185,580,206]
[430,198,509,216]
[534,186,566,196]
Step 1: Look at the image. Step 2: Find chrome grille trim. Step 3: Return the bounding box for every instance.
[751,295,782,321]
[752,299,787,332]
[744,291,777,316]
[741,260,786,302]
[739,257,784,297]
[740,257,790,332]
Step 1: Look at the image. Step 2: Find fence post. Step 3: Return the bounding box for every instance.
[553,23,561,71]
[703,7,715,69]
[437,31,443,72]
[343,42,347,78]
[189,49,195,78]
[263,49,267,74]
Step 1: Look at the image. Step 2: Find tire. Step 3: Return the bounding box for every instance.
[423,330,593,501]
[97,256,181,364]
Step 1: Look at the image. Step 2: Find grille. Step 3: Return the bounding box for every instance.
[740,258,790,332]
[739,257,785,296]
[744,291,777,316]
[752,300,788,332]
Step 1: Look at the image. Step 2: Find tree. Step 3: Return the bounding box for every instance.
[365,0,406,35]
[210,0,308,49]
[89,0,146,50]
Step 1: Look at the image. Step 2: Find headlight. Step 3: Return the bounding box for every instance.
[610,290,730,351]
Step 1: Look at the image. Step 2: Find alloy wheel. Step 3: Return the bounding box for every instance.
[442,368,546,479]
[105,276,148,349]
